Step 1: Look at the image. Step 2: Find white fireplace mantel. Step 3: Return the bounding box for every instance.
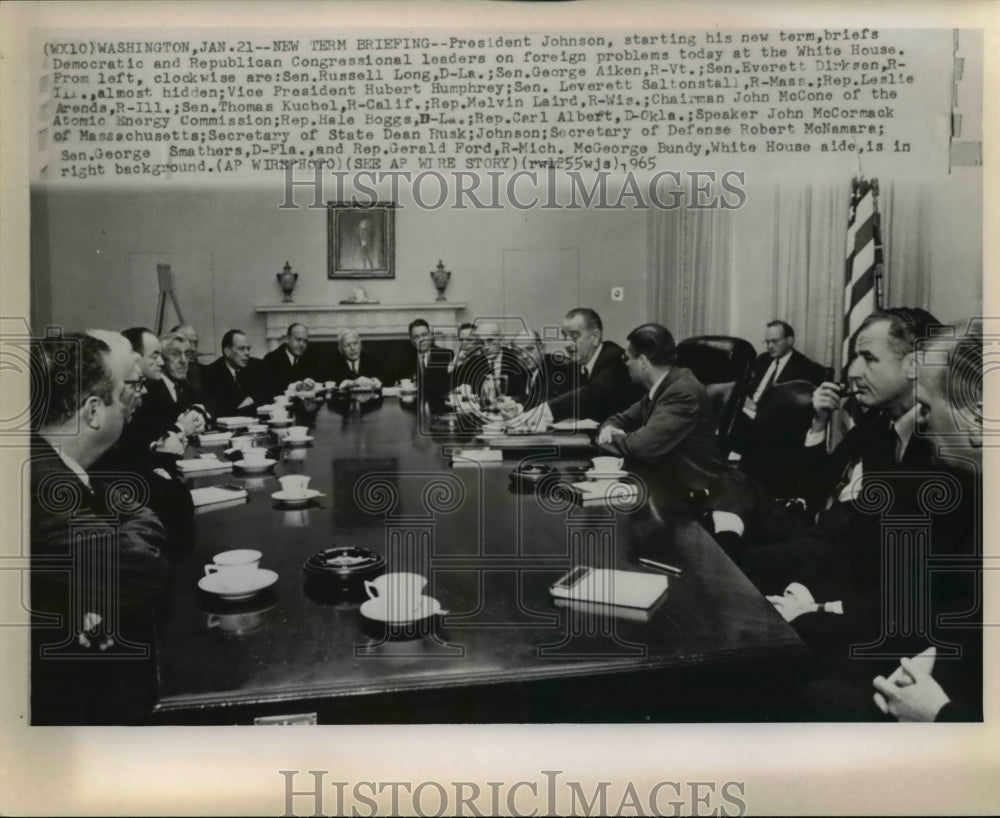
[255,302,467,349]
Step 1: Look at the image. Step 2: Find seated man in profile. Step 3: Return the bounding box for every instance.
[261,323,319,395]
[507,307,639,428]
[159,331,210,420]
[404,318,454,401]
[116,327,206,458]
[452,321,526,407]
[92,329,197,561]
[596,323,735,503]
[170,322,206,396]
[202,329,268,416]
[328,329,383,390]
[30,332,172,725]
[783,326,983,721]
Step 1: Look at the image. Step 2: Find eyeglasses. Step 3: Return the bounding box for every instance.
[123,377,148,392]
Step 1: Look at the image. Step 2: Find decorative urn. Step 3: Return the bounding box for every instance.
[276,261,298,303]
[430,260,451,302]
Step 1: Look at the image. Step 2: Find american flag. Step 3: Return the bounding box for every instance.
[842,177,884,372]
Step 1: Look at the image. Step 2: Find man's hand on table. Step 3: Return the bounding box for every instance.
[596,425,626,447]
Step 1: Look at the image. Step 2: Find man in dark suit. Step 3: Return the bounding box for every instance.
[327,329,384,389]
[741,307,943,620]
[170,323,206,397]
[261,323,319,396]
[508,308,639,428]
[597,323,731,500]
[115,328,206,455]
[158,331,209,420]
[93,328,198,561]
[201,329,267,417]
[452,321,529,406]
[736,320,827,495]
[402,318,454,402]
[30,332,172,724]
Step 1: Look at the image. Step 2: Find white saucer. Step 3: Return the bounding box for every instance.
[268,418,293,428]
[586,470,629,480]
[360,595,445,623]
[198,568,278,601]
[283,436,313,446]
[234,458,276,472]
[271,488,323,507]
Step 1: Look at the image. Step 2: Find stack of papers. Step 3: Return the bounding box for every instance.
[451,449,504,466]
[195,431,232,446]
[190,484,249,513]
[550,567,667,609]
[381,386,401,397]
[176,458,233,475]
[215,416,256,429]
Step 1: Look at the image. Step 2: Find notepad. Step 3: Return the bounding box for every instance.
[190,485,249,512]
[549,566,667,610]
[176,458,233,475]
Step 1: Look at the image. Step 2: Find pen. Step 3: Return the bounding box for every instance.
[638,557,682,576]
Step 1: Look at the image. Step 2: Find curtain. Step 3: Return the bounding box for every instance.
[647,179,934,372]
[646,197,732,340]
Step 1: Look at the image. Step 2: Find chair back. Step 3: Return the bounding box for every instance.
[675,335,756,450]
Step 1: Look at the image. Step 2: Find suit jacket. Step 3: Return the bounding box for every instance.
[201,356,268,417]
[117,378,181,455]
[400,344,454,403]
[30,434,171,724]
[546,340,640,423]
[261,344,322,396]
[327,350,385,385]
[602,366,726,496]
[747,348,825,397]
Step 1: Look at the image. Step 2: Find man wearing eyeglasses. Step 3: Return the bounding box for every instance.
[30,331,171,724]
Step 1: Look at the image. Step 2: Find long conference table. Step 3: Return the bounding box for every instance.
[153,392,807,724]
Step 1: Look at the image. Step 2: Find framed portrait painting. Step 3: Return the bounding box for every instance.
[327,202,396,279]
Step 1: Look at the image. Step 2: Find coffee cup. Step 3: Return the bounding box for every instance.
[278,474,311,496]
[399,378,415,390]
[273,395,290,406]
[591,456,624,473]
[286,425,309,440]
[242,447,268,464]
[364,572,427,617]
[204,548,262,579]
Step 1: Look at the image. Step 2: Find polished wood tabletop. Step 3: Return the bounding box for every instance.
[154,393,805,723]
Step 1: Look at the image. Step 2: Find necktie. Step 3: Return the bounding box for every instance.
[351,360,358,375]
[581,366,590,385]
[753,361,778,402]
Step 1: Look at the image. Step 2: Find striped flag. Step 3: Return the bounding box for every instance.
[842,177,884,372]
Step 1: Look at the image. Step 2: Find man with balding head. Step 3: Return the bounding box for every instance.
[328,329,383,390]
[262,323,320,395]
[202,329,268,416]
[30,331,171,724]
